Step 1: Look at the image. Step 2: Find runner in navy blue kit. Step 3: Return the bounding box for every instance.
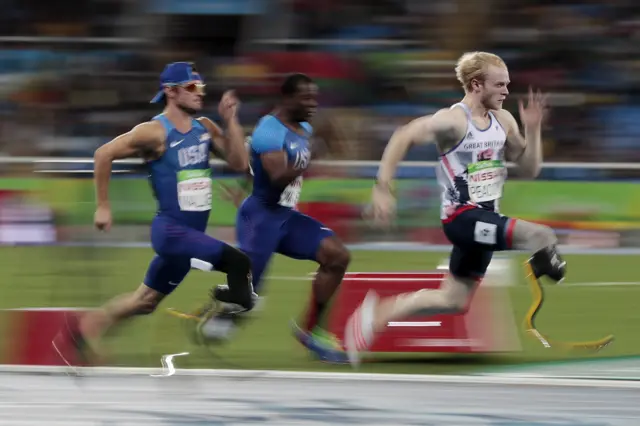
[201,74,351,362]
[53,62,255,365]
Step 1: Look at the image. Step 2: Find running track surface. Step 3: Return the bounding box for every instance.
[1,370,639,425]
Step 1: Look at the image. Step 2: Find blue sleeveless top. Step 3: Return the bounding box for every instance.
[147,114,212,231]
[250,114,312,207]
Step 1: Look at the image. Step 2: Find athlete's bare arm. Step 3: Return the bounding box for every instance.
[198,90,248,173]
[371,108,464,226]
[375,108,464,187]
[198,117,247,172]
[261,151,302,188]
[219,170,252,208]
[93,121,165,230]
[495,88,546,179]
[501,109,542,178]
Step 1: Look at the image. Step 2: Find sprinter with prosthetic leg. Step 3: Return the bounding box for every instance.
[343,52,580,366]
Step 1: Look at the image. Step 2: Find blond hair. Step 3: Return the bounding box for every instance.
[455,51,506,92]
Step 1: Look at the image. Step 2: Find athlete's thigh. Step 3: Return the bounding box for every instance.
[236,197,282,287]
[236,198,282,255]
[448,245,494,280]
[152,216,227,269]
[443,207,513,251]
[143,255,191,296]
[277,210,335,261]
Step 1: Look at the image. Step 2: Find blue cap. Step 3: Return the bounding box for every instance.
[150,62,203,104]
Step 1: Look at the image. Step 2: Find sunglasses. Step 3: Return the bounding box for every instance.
[166,82,206,95]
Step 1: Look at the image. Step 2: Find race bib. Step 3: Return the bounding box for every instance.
[177,169,212,212]
[467,160,505,203]
[279,176,303,208]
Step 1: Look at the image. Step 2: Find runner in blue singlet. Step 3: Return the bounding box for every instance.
[201,74,352,363]
[52,62,255,366]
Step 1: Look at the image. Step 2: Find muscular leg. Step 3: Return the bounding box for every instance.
[155,217,255,312]
[370,275,474,332]
[79,282,169,347]
[344,208,505,363]
[277,212,351,332]
[510,219,566,282]
[304,236,351,331]
[344,264,482,365]
[193,202,282,342]
[345,211,567,366]
[372,219,565,332]
[75,215,256,355]
[235,198,280,297]
[74,254,190,356]
[368,246,488,333]
[509,219,557,251]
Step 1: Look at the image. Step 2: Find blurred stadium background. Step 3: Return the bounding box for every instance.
[1,0,640,374]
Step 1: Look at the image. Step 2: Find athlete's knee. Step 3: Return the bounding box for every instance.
[514,220,565,283]
[441,275,475,312]
[216,244,252,275]
[135,300,158,315]
[442,295,466,313]
[215,245,255,311]
[511,220,557,252]
[130,285,165,315]
[530,223,557,249]
[318,237,351,271]
[412,289,465,313]
[406,279,469,317]
[529,244,566,283]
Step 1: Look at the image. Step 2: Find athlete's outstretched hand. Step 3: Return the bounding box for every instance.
[518,86,548,129]
[94,206,112,232]
[218,90,240,122]
[369,184,396,229]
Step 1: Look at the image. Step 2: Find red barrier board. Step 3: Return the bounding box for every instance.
[328,271,517,353]
[1,308,88,366]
